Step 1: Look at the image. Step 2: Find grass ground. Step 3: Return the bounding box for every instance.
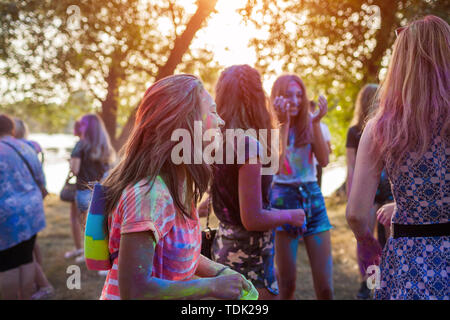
[2,193,362,300]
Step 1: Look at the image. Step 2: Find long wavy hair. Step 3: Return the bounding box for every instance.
[350,84,379,132]
[79,114,115,164]
[13,118,29,139]
[215,64,277,154]
[270,74,312,147]
[372,15,450,170]
[103,74,211,222]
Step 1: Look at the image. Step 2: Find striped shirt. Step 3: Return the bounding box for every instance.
[100,176,201,300]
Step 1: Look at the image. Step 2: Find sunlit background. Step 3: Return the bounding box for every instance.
[2,0,447,198]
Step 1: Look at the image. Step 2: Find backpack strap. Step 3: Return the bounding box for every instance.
[1,140,44,191]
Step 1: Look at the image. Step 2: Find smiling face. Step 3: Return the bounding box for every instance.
[199,88,225,131]
[285,80,303,117]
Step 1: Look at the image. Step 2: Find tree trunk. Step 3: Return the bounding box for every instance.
[115,0,218,149]
[363,0,400,83]
[101,66,119,149]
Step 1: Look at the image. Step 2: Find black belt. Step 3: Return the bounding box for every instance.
[392,222,450,238]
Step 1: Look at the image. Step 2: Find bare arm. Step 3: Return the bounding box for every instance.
[272,96,291,175]
[346,147,357,197]
[326,141,332,155]
[118,231,249,300]
[277,122,290,175]
[70,157,81,176]
[238,159,304,232]
[311,122,329,167]
[195,254,239,278]
[346,120,383,239]
[197,194,210,218]
[311,95,329,167]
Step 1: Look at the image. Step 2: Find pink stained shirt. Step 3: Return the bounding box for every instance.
[100,176,201,300]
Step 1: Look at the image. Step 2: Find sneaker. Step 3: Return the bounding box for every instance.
[356,281,371,300]
[31,286,55,300]
[64,248,84,259]
[75,255,85,264]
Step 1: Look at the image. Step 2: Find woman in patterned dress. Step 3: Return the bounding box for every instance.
[346,15,449,300]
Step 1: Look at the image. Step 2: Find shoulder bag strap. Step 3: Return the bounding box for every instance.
[0,140,43,188]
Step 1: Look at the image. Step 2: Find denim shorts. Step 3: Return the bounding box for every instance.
[76,189,93,213]
[271,181,333,238]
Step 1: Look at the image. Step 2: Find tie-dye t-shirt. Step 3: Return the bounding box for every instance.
[100,176,201,300]
[274,128,317,184]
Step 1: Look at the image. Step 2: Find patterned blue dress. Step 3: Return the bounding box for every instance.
[374,133,449,300]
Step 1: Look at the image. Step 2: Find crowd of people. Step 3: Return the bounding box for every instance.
[0,15,448,300]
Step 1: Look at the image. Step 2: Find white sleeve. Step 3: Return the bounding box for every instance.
[320,123,331,142]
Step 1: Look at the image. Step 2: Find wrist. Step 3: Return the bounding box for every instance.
[204,277,218,298]
[284,211,294,225]
[215,266,230,277]
[355,228,373,243]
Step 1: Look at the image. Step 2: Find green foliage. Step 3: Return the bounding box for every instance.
[241,0,449,158]
[0,0,220,136]
[1,92,94,133]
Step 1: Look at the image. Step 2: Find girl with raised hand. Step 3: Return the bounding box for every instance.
[100,74,252,300]
[270,74,333,300]
[347,15,449,300]
[210,65,305,300]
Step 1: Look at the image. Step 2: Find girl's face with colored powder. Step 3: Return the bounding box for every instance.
[285,81,303,117]
[200,89,225,131]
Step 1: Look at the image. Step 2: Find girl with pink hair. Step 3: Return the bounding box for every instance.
[346,15,449,300]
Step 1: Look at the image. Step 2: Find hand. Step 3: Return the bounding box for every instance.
[286,208,306,228]
[312,95,327,123]
[211,273,251,300]
[273,96,291,124]
[376,202,395,228]
[356,229,382,275]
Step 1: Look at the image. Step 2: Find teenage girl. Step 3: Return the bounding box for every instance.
[210,65,305,300]
[270,74,334,300]
[100,74,252,299]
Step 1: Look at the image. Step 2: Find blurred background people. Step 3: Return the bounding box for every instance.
[12,118,54,299]
[0,114,47,299]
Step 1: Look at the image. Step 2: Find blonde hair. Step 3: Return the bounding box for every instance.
[79,114,116,164]
[351,84,379,131]
[372,15,450,169]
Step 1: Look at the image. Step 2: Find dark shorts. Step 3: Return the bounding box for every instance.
[212,222,279,295]
[0,235,37,272]
[271,181,333,238]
